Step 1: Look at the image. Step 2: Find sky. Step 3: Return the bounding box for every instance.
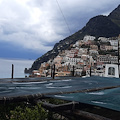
[0,0,120,60]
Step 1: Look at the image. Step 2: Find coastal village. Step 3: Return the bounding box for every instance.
[31,34,120,77]
[0,3,120,120]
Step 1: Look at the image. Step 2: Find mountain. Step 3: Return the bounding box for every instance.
[28,5,120,72]
[80,15,120,37]
[108,5,120,27]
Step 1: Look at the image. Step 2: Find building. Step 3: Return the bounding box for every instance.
[66,49,79,58]
[98,37,109,42]
[109,40,118,46]
[78,48,88,57]
[97,55,118,64]
[55,71,71,76]
[89,50,99,55]
[63,56,83,66]
[83,35,96,41]
[100,45,106,51]
[100,45,113,51]
[105,45,113,51]
[90,45,98,50]
[73,40,87,47]
[104,64,119,78]
[53,55,63,69]
[39,62,50,76]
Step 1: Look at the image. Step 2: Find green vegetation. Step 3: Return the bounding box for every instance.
[0,98,68,120]
[0,102,47,120]
[46,98,68,105]
[10,104,47,120]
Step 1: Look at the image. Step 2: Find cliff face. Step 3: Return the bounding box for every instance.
[29,5,120,72]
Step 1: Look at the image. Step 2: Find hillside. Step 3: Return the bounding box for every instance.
[28,5,120,72]
[108,5,120,27]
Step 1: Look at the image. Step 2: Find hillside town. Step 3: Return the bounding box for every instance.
[31,35,120,77]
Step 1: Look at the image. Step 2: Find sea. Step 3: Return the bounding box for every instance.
[0,58,34,78]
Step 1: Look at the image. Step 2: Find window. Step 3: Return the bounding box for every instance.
[108,67,115,75]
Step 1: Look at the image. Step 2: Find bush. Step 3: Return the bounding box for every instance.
[10,104,47,120]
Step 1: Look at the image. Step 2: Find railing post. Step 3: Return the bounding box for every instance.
[90,65,91,77]
[11,64,14,79]
[51,65,53,77]
[72,66,74,77]
[53,64,55,79]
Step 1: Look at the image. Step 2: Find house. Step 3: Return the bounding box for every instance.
[55,71,71,77]
[84,40,94,46]
[89,50,98,55]
[109,40,118,46]
[78,48,88,57]
[105,45,113,51]
[100,45,106,51]
[83,35,96,41]
[98,37,109,42]
[90,45,98,50]
[81,55,89,61]
[97,55,118,64]
[39,62,50,75]
[53,56,63,69]
[66,49,79,58]
[96,62,104,69]
[63,56,82,66]
[100,45,113,51]
[30,70,41,77]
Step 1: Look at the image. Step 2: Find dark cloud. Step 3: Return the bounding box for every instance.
[0,0,119,59]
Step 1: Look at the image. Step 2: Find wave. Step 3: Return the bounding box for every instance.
[45,83,53,86]
[12,81,47,84]
[46,86,72,89]
[87,91,104,95]
[91,101,106,104]
[54,95,73,98]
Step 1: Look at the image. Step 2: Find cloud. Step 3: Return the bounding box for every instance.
[0,0,120,57]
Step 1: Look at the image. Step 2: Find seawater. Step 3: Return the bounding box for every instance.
[0,58,34,78]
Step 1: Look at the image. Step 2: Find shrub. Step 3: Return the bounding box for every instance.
[10,104,47,120]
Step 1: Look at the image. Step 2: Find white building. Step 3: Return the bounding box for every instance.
[63,57,83,66]
[83,35,96,41]
[97,55,118,64]
[78,48,88,57]
[89,50,99,54]
[98,37,109,42]
[109,40,118,46]
[113,46,118,50]
[105,64,119,78]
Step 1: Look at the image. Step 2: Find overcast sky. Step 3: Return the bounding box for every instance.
[0,0,120,59]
